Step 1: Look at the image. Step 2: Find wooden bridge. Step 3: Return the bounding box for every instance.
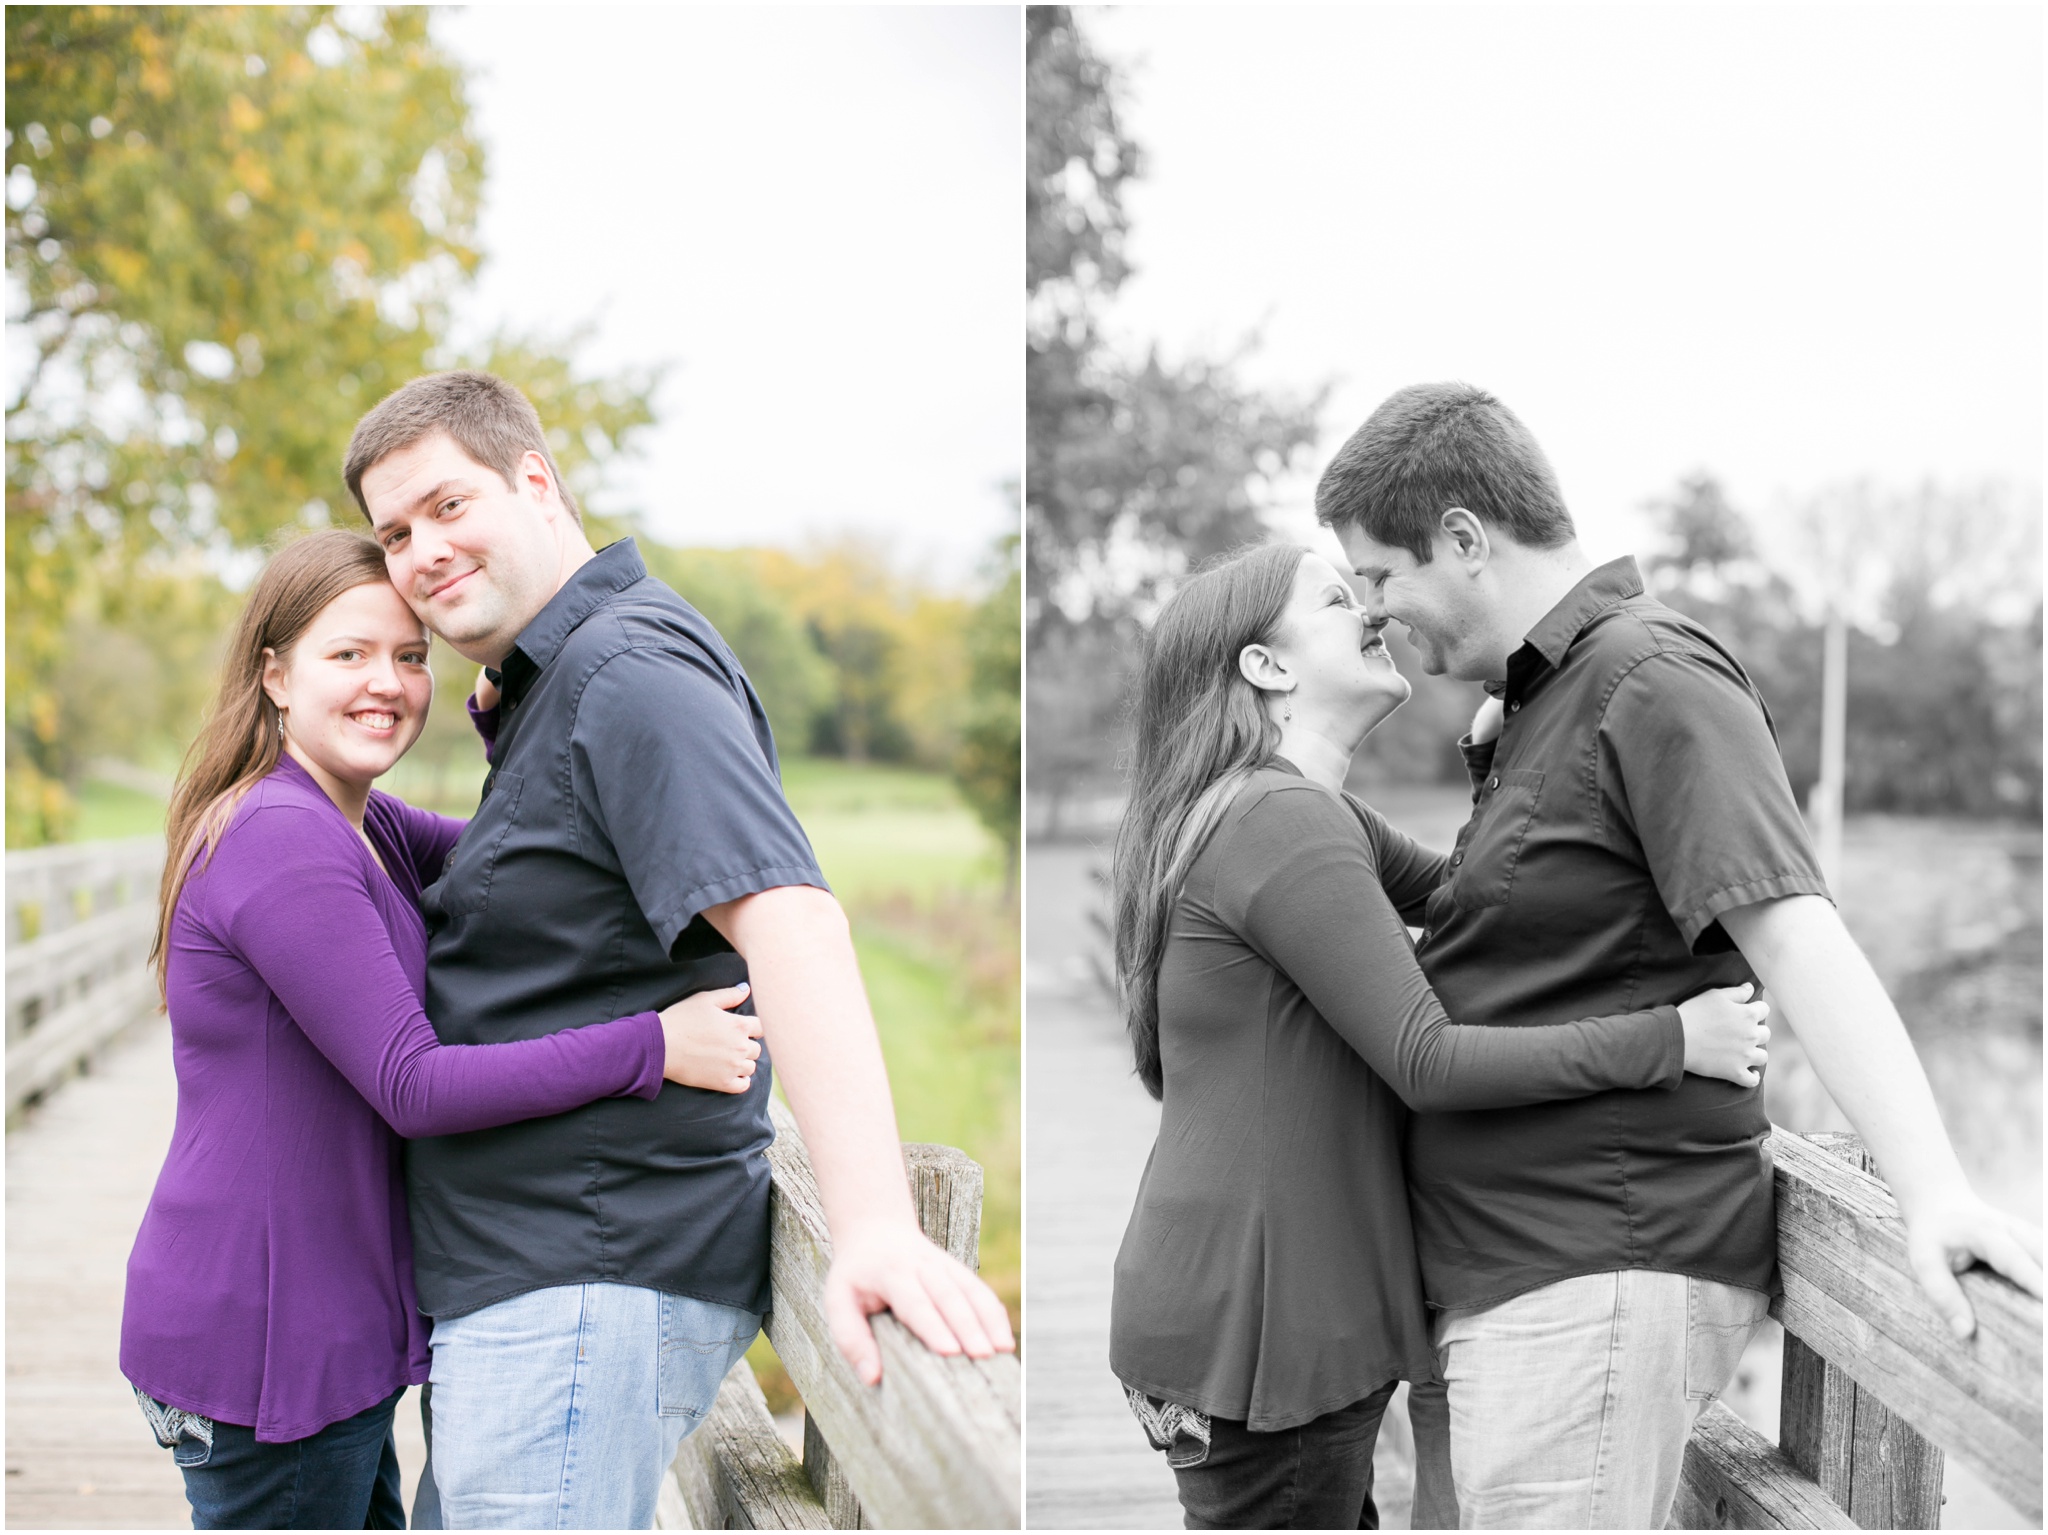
[5,839,1019,1529]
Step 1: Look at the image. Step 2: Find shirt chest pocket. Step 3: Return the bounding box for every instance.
[432,772,524,920]
[1448,768,1545,913]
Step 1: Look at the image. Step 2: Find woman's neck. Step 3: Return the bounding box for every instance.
[1273,719,1357,792]
[282,740,372,828]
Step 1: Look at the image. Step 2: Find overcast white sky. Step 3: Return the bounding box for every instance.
[1085,5,2043,571]
[434,6,1019,588]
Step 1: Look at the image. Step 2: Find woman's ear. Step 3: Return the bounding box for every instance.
[1238,642,1295,696]
[259,646,289,710]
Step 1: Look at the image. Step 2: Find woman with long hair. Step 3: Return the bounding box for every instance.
[121,530,761,1530]
[1108,542,1770,1530]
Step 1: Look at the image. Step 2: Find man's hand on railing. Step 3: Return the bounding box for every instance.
[824,1221,1016,1387]
[1902,1191,2044,1340]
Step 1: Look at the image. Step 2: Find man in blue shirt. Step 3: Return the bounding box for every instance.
[347,371,1012,1528]
[1318,380,2040,1529]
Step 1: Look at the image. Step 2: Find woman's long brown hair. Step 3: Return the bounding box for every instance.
[151,530,397,1000]
[1110,541,1305,1099]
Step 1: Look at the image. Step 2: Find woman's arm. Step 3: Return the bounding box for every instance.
[376,794,467,890]
[1221,786,1687,1112]
[213,806,668,1137]
[1348,797,1449,924]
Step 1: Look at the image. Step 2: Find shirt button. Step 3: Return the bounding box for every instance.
[1489,777,1499,790]
[1452,854,1462,866]
[1510,702,1521,712]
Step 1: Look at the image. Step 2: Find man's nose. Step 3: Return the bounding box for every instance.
[408,522,453,570]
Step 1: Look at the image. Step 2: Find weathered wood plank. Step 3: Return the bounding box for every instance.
[670,1360,831,1530]
[803,1411,867,1529]
[1675,1400,1857,1530]
[1779,1136,1945,1530]
[762,1099,1020,1530]
[7,964,160,1116]
[7,902,157,1010]
[903,1141,983,1272]
[6,1016,190,1530]
[1768,1128,2041,1520]
[6,838,165,943]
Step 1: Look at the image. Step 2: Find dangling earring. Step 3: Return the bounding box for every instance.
[275,702,289,740]
[1282,697,1293,723]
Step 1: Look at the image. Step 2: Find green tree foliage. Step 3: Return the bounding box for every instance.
[1026,7,1324,823]
[638,544,835,745]
[952,537,1021,890]
[5,6,653,842]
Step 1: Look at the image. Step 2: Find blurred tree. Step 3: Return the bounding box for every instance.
[1641,473,2040,820]
[6,6,653,842]
[1025,6,1324,825]
[952,536,1021,892]
[639,544,834,748]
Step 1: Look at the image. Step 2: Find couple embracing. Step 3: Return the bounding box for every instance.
[120,371,1013,1530]
[1110,383,2042,1530]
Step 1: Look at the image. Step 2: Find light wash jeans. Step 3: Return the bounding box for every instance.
[1433,1270,1769,1530]
[415,1282,760,1531]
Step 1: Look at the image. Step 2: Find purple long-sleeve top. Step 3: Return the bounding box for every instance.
[120,753,668,1442]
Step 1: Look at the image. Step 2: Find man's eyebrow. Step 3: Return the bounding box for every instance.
[373,478,465,534]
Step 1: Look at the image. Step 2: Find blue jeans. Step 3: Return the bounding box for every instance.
[137,1385,405,1530]
[1170,1380,1399,1529]
[421,1282,760,1530]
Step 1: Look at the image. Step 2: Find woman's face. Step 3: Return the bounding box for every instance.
[1265,553,1413,728]
[261,581,433,791]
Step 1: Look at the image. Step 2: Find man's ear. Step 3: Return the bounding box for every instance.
[1440,508,1491,573]
[1238,642,1295,696]
[518,449,563,518]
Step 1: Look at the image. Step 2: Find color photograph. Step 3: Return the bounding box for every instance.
[6,7,1018,1529]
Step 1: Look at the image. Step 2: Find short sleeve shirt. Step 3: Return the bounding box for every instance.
[406,539,827,1319]
[1408,557,1830,1309]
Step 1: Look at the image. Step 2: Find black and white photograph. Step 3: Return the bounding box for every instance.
[1025,6,2042,1530]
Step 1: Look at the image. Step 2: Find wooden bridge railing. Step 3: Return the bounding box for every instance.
[661,1097,1021,1529]
[6,836,166,1122]
[1677,1128,2042,1529]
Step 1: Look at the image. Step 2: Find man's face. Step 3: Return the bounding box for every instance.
[362,430,562,665]
[1336,522,1495,681]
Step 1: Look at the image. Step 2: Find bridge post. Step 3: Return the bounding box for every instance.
[1778,1134,1944,1529]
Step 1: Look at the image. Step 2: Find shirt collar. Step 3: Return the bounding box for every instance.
[1508,555,1644,682]
[504,538,646,685]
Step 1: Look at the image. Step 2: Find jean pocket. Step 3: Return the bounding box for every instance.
[656,1294,762,1422]
[133,1385,215,1467]
[1684,1278,1770,1402]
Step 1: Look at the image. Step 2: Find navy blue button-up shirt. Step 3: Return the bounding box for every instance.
[1408,557,1830,1310]
[406,539,826,1319]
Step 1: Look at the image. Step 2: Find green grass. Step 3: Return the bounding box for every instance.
[72,778,169,841]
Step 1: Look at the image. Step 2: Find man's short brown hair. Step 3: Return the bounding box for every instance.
[1315,382,1573,562]
[343,370,581,525]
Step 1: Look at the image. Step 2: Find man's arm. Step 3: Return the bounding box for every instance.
[703,884,1015,1384]
[1721,894,2043,1335]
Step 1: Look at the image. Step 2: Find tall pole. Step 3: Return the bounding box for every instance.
[1814,606,1847,890]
